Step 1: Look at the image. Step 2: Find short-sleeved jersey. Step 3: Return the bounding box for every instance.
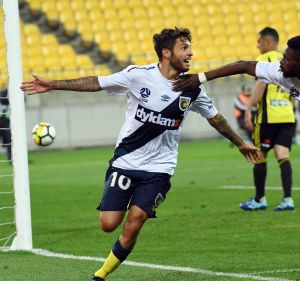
[256,61,300,101]
[98,63,218,175]
[255,51,295,124]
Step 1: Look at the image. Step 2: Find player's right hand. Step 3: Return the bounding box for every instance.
[20,74,53,95]
[172,74,200,92]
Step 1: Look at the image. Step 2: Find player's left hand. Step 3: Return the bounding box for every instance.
[238,142,259,163]
[172,74,200,91]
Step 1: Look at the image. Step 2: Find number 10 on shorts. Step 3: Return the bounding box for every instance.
[110,171,132,190]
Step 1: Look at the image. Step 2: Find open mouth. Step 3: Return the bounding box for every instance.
[183,59,191,66]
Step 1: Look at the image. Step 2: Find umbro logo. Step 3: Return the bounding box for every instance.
[161,95,171,102]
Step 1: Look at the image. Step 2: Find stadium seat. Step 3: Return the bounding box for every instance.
[85,0,99,10]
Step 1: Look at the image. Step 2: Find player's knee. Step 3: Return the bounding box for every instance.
[99,216,119,232]
[99,220,117,232]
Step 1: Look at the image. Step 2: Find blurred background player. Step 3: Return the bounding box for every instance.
[233,84,256,143]
[241,27,296,211]
[0,88,11,163]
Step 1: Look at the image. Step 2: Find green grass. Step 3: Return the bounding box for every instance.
[1,139,300,281]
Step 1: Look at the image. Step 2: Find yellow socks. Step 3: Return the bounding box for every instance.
[94,251,121,279]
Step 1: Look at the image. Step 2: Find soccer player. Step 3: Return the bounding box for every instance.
[21,28,258,281]
[241,27,296,211]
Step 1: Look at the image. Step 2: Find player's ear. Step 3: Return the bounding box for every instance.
[162,48,171,60]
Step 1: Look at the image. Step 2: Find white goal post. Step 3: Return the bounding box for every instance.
[2,0,32,250]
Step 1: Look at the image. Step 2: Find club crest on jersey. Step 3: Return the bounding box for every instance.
[179,96,191,111]
[290,88,300,99]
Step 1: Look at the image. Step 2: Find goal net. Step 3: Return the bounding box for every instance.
[0,0,32,250]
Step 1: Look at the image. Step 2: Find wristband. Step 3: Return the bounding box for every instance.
[198,72,207,83]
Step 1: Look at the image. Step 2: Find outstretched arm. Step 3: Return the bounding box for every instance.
[173,61,258,91]
[207,113,259,162]
[21,74,102,95]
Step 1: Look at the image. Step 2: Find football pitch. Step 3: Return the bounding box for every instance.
[1,139,300,281]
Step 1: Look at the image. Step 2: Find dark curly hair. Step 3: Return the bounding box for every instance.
[287,36,300,61]
[153,27,192,61]
[287,36,300,50]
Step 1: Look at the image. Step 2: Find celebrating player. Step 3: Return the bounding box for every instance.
[172,35,300,100]
[21,28,258,281]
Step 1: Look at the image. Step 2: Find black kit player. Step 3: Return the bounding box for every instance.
[21,28,258,280]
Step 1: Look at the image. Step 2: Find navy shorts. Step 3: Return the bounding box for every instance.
[253,123,295,152]
[97,166,171,218]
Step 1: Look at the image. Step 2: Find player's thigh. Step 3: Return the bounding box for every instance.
[99,210,126,232]
[273,123,295,159]
[274,145,290,160]
[130,174,171,218]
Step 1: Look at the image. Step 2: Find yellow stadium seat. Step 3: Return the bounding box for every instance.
[109,30,125,44]
[133,7,148,18]
[119,18,136,31]
[85,0,99,10]
[63,69,81,79]
[28,57,44,72]
[23,24,39,35]
[71,0,86,11]
[105,20,121,32]
[25,33,41,46]
[123,30,138,42]
[162,7,177,17]
[126,41,144,56]
[41,34,58,46]
[56,1,70,12]
[58,44,75,56]
[44,55,61,71]
[60,55,76,70]
[129,0,143,8]
[147,6,162,17]
[26,46,42,58]
[103,8,118,19]
[74,10,89,22]
[118,7,133,18]
[164,17,179,28]
[210,24,226,37]
[76,55,94,68]
[137,29,152,41]
[41,2,57,13]
[131,54,148,66]
[42,46,57,57]
[93,65,112,76]
[178,17,195,28]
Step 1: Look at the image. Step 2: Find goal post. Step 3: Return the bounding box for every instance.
[2,0,32,250]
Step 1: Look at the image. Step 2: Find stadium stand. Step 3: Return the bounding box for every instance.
[0,0,299,89]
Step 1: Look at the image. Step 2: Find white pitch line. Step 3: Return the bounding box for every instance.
[254,269,300,274]
[28,248,295,281]
[220,185,300,191]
